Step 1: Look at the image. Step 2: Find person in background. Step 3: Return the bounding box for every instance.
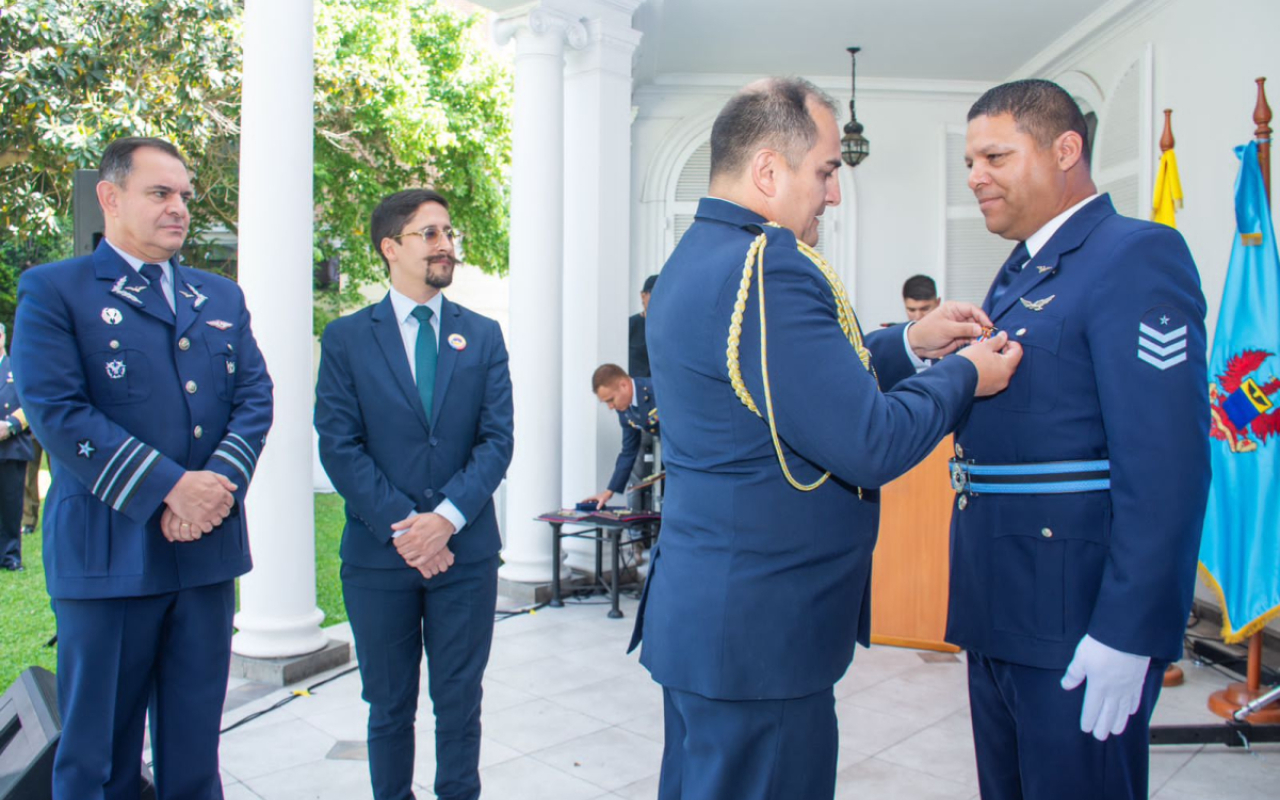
[581,363,659,511]
[903,274,941,321]
[629,273,658,378]
[0,321,33,571]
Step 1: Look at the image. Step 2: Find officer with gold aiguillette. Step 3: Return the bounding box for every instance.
[628,77,1022,800]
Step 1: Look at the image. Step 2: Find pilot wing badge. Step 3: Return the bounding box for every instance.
[1138,306,1189,370]
[1019,294,1056,312]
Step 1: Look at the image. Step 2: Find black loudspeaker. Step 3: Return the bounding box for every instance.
[72,169,105,258]
[0,666,156,799]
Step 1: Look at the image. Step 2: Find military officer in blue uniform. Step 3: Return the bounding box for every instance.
[13,137,273,800]
[949,80,1210,800]
[630,78,1023,800]
[0,321,35,571]
[581,363,659,510]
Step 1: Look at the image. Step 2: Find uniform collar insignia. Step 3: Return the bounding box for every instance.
[182,281,208,309]
[110,275,147,306]
[1019,294,1056,312]
[1036,265,1054,274]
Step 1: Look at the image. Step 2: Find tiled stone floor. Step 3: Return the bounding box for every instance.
[214,594,1280,799]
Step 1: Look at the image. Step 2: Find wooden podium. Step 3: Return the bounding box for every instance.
[870,436,960,652]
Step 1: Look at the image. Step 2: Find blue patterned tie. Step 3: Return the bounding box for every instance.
[140,262,174,319]
[411,306,437,423]
[988,241,1030,310]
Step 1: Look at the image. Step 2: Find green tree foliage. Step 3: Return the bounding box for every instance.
[0,0,512,327]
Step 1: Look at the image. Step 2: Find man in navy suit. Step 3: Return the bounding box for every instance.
[581,363,659,510]
[13,136,274,799]
[630,78,1023,800]
[315,189,514,800]
[949,80,1210,800]
[0,322,35,571]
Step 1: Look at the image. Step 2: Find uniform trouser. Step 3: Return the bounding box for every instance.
[22,438,43,528]
[342,556,499,800]
[0,459,25,563]
[967,651,1167,800]
[658,685,839,800]
[53,581,236,800]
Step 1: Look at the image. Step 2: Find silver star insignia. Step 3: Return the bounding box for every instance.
[1160,314,1170,326]
[77,440,95,458]
[1019,294,1056,312]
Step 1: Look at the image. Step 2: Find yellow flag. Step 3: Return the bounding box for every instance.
[1152,149,1184,228]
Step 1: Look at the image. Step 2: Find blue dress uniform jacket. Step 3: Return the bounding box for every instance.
[315,293,514,567]
[0,356,35,462]
[12,241,273,600]
[635,198,979,701]
[946,195,1211,669]
[607,377,659,495]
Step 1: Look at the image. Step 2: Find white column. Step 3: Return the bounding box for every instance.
[232,0,327,658]
[560,4,643,572]
[495,5,585,583]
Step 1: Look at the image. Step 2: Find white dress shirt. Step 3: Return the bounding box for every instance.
[386,286,466,536]
[106,238,176,312]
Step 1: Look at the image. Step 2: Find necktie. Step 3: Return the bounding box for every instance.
[139,263,174,319]
[988,241,1029,310]
[411,306,437,423]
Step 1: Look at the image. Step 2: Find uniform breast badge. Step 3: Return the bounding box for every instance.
[206,320,234,331]
[104,359,127,380]
[976,325,1000,343]
[101,307,124,325]
[448,333,467,351]
[1019,294,1056,312]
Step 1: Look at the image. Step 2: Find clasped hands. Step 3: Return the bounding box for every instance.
[161,470,237,543]
[907,301,1023,397]
[390,512,456,579]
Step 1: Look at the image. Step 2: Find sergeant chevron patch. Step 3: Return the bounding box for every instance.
[1138,306,1189,370]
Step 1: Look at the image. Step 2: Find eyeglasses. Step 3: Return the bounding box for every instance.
[392,226,463,247]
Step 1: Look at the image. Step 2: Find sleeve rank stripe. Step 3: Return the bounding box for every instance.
[212,450,252,484]
[215,439,256,475]
[92,432,139,496]
[226,432,259,467]
[220,435,258,470]
[99,440,155,510]
[111,450,161,512]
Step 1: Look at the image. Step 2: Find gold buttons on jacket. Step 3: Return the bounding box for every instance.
[194,425,203,439]
[185,380,198,394]
[179,337,191,351]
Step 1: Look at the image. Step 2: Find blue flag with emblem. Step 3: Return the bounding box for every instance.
[1199,140,1280,643]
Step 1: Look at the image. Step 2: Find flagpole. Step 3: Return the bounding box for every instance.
[1207,77,1279,723]
[1245,75,1271,699]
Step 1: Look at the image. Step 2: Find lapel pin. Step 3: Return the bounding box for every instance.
[183,282,208,309]
[1036,265,1053,274]
[448,333,467,351]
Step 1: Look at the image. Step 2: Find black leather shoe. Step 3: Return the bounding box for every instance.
[21,525,34,535]
[2,559,23,572]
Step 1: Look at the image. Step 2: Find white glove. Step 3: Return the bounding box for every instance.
[1060,634,1151,741]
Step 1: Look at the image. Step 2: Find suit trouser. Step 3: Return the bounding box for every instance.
[22,438,43,528]
[342,556,498,800]
[967,651,1167,800]
[658,684,838,800]
[0,459,25,563]
[53,580,236,800]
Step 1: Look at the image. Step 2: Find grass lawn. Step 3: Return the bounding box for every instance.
[0,490,350,691]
